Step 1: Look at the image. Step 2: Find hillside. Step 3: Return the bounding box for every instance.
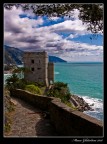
[4,45,67,65]
[4,45,24,65]
[49,56,66,63]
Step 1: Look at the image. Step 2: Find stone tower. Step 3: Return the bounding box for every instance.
[23,51,54,86]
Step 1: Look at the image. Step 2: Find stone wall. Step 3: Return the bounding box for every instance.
[10,89,53,111]
[50,99,103,136]
[23,52,49,86]
[48,62,54,84]
[10,89,103,136]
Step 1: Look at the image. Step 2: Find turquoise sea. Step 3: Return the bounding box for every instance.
[4,62,103,121]
[54,62,103,121]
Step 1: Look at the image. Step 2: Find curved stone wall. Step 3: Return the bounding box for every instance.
[10,89,103,136]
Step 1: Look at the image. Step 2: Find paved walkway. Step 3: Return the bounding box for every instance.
[4,97,58,137]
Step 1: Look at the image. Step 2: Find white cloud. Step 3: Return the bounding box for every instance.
[4,6,44,33]
[48,19,87,34]
[64,9,80,20]
[49,16,60,21]
[4,6,103,62]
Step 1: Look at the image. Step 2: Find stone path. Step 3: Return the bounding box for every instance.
[4,97,58,137]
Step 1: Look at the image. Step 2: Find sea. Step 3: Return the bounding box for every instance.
[4,62,104,121]
[54,62,104,121]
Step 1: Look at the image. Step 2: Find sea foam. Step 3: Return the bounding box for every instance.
[81,95,103,121]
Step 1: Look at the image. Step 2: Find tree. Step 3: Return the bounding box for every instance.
[4,3,103,33]
[46,82,71,103]
[12,67,31,79]
[6,73,20,90]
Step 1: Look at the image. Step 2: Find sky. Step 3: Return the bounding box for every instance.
[4,5,103,62]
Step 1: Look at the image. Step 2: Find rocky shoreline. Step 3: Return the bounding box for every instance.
[70,94,94,112]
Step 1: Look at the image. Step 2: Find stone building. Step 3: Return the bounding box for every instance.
[23,51,54,86]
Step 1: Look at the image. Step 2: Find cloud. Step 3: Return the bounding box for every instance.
[4,6,103,62]
[48,19,87,34]
[4,6,44,34]
[49,16,60,21]
[64,9,80,20]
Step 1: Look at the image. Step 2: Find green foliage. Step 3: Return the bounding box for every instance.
[5,73,44,93]
[79,4,103,33]
[35,81,45,87]
[4,88,15,134]
[6,74,27,90]
[6,73,20,90]
[14,79,26,89]
[6,73,19,83]
[4,112,12,133]
[4,121,11,133]
[64,101,78,110]
[7,101,15,112]
[46,81,71,103]
[25,84,42,95]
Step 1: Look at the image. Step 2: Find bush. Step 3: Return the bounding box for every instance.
[6,74,20,90]
[5,74,44,93]
[6,74,27,90]
[14,80,26,89]
[46,81,71,103]
[25,84,42,95]
[35,81,45,87]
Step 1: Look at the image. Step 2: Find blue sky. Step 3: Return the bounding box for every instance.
[4,6,103,62]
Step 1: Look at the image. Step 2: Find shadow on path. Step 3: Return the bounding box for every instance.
[5,97,59,137]
[35,117,59,137]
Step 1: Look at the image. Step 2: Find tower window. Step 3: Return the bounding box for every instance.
[31,68,34,71]
[37,67,41,70]
[31,59,34,63]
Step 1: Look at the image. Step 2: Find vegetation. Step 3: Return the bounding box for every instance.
[5,74,74,108]
[5,73,43,95]
[4,3,103,33]
[46,82,71,103]
[6,73,20,90]
[4,87,15,134]
[25,84,42,95]
[34,81,45,88]
[4,113,11,133]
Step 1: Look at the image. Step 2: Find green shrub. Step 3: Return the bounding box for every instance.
[25,84,41,95]
[14,79,26,89]
[46,81,71,103]
[6,75,27,90]
[6,74,20,90]
[64,101,78,110]
[4,112,12,133]
[35,81,45,87]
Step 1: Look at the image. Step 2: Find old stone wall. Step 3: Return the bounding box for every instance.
[48,62,54,84]
[23,52,49,86]
[50,99,103,136]
[10,89,103,136]
[10,89,53,111]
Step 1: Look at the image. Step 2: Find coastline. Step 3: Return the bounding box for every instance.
[70,94,94,112]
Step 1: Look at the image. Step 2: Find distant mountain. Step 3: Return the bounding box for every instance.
[4,45,67,65]
[49,56,67,63]
[4,45,24,65]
